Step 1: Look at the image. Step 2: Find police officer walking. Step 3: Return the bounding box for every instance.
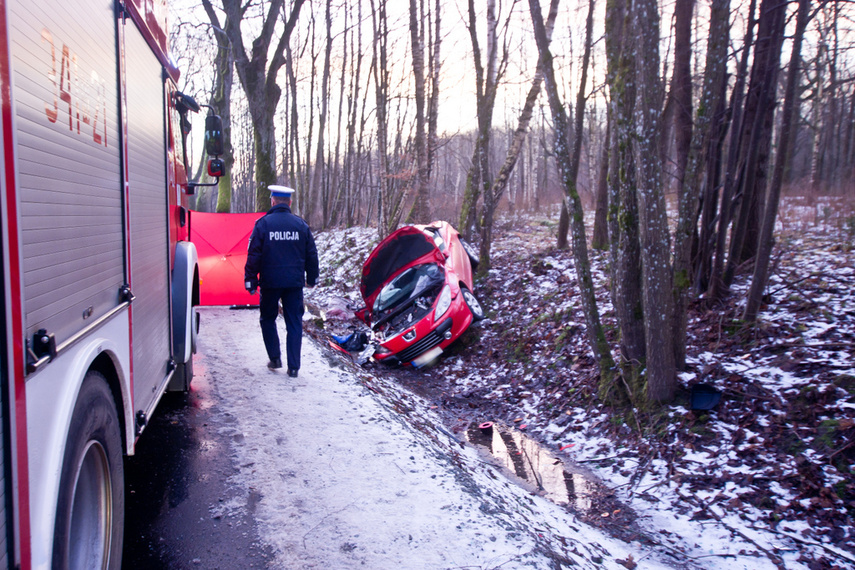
[244,185,319,377]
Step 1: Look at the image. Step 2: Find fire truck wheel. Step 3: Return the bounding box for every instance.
[53,370,124,570]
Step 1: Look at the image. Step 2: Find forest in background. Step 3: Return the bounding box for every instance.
[170,0,855,407]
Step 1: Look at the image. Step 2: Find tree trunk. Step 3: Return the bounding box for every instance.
[672,0,729,370]
[219,0,305,212]
[744,0,810,322]
[591,122,610,251]
[328,1,350,227]
[633,0,676,403]
[671,0,695,194]
[708,0,757,300]
[370,0,392,237]
[459,0,500,241]
[556,0,595,252]
[528,0,615,385]
[427,0,441,193]
[407,0,430,223]
[480,0,558,271]
[200,1,235,213]
[285,41,305,205]
[695,71,730,293]
[724,0,786,284]
[606,0,645,400]
[312,0,333,228]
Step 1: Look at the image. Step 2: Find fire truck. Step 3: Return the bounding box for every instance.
[0,0,222,566]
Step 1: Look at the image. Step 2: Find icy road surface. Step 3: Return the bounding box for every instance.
[196,306,673,569]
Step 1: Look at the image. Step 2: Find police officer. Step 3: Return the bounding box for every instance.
[244,185,319,377]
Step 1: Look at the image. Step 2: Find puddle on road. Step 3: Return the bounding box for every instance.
[465,422,610,515]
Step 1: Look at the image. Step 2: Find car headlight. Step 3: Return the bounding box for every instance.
[434,285,452,320]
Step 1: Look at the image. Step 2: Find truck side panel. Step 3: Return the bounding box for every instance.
[0,304,9,569]
[9,0,123,346]
[124,17,171,412]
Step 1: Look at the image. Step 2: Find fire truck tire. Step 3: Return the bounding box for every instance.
[53,370,124,570]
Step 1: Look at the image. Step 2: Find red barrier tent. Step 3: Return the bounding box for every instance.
[190,211,263,306]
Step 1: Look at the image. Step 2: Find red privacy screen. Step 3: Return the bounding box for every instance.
[190,211,263,306]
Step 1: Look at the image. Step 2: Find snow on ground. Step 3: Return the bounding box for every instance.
[196,306,676,569]
[295,206,855,570]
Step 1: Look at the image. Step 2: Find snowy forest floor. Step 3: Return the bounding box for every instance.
[304,195,855,570]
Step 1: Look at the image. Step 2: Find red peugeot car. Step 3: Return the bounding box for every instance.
[356,221,485,367]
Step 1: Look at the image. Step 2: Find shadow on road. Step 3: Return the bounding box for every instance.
[122,381,273,569]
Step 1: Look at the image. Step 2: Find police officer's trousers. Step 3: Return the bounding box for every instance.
[259,287,304,371]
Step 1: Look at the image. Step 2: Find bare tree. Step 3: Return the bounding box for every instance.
[406,0,432,223]
[556,0,596,251]
[459,0,506,241]
[370,0,411,237]
[605,0,645,400]
[672,0,730,369]
[633,0,676,403]
[215,0,306,212]
[591,121,609,251]
[344,0,367,227]
[708,0,757,300]
[670,0,695,195]
[723,0,787,286]
[744,0,812,322]
[199,3,235,213]
[478,0,559,272]
[311,0,333,227]
[528,0,615,385]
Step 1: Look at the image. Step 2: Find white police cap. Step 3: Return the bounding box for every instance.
[269,185,295,197]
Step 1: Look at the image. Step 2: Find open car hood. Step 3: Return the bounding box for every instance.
[360,226,445,307]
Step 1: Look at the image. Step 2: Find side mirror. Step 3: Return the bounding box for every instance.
[207,157,224,178]
[205,115,224,156]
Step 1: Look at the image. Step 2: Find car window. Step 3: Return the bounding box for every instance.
[374,263,443,312]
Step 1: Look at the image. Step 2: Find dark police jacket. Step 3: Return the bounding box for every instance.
[244,203,319,289]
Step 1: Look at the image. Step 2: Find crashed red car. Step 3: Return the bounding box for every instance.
[356,221,484,366]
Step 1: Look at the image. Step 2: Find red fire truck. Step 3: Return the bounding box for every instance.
[0,0,222,566]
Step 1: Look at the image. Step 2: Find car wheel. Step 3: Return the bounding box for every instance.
[461,288,485,321]
[53,370,124,570]
[460,239,480,271]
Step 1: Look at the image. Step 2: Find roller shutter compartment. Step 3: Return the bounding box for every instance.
[125,19,171,409]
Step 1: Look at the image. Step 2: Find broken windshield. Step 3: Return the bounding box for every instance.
[373,263,444,314]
